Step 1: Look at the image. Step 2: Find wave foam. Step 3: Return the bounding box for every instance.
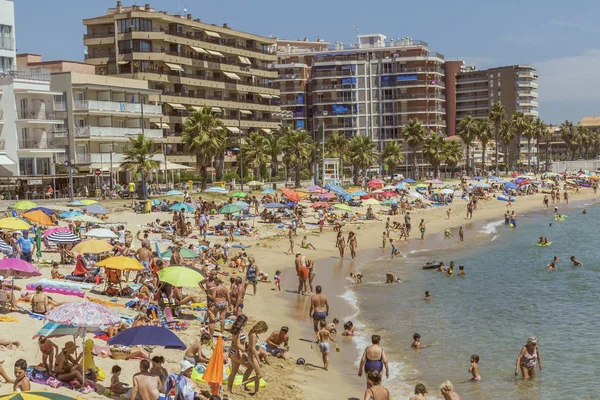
[480,220,504,235]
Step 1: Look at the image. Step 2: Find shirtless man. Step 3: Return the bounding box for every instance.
[309,285,329,333]
[130,360,161,400]
[230,276,246,317]
[209,278,230,333]
[135,243,153,270]
[295,253,308,295]
[262,326,290,359]
[184,333,212,365]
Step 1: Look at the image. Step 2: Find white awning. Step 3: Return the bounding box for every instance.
[167,103,186,110]
[160,161,194,171]
[164,62,184,71]
[0,155,15,166]
[239,110,252,115]
[271,95,280,99]
[262,128,272,134]
[189,106,202,111]
[206,50,224,57]
[152,122,170,129]
[223,72,241,80]
[226,127,241,133]
[189,46,208,54]
[258,94,273,99]
[205,31,221,38]
[211,107,222,113]
[238,56,251,65]
[117,61,130,65]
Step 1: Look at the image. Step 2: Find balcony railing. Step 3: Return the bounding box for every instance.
[139,69,274,89]
[457,77,488,84]
[74,100,162,115]
[0,36,14,51]
[161,91,276,107]
[277,74,302,80]
[18,133,64,150]
[396,80,445,88]
[1,67,51,82]
[88,126,164,139]
[16,109,62,121]
[312,70,356,78]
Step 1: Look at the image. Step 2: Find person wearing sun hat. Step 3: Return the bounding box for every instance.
[55,341,84,384]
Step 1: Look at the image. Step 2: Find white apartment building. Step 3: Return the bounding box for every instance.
[0,0,15,74]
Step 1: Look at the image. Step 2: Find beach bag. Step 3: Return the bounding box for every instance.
[47,376,62,388]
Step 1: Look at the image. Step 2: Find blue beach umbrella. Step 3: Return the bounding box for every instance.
[205,187,228,194]
[505,182,518,190]
[262,189,275,194]
[233,201,250,209]
[394,182,407,189]
[263,202,287,209]
[59,210,83,219]
[351,190,367,197]
[84,204,110,215]
[472,176,484,181]
[169,203,195,212]
[27,207,55,215]
[402,178,416,183]
[68,201,85,206]
[166,190,184,196]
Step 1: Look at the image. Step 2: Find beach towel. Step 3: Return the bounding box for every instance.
[0,316,19,323]
[88,297,125,308]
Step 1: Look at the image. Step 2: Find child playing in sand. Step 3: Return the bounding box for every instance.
[110,365,128,395]
[350,272,363,284]
[311,320,337,370]
[38,336,59,374]
[326,318,339,334]
[469,354,481,381]
[446,208,451,219]
[13,359,30,392]
[273,270,282,291]
[50,261,64,279]
[301,236,316,250]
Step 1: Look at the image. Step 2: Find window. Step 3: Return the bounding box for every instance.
[0,56,12,73]
[117,19,131,33]
[131,18,152,32]
[382,63,393,74]
[36,158,50,175]
[118,40,132,54]
[0,25,13,50]
[19,158,34,175]
[133,40,151,52]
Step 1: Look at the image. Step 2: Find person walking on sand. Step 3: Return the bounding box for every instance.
[358,334,389,387]
[285,226,295,255]
[311,320,337,371]
[419,219,426,241]
[295,253,308,295]
[515,336,542,379]
[347,231,358,260]
[336,231,346,258]
[404,212,412,237]
[310,285,329,333]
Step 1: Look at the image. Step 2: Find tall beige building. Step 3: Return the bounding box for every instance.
[82,1,281,169]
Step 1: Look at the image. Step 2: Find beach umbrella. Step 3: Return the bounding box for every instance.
[440,188,454,195]
[351,190,368,197]
[42,227,70,237]
[11,200,37,210]
[368,178,385,185]
[169,203,195,212]
[261,188,275,194]
[382,185,397,190]
[319,192,335,199]
[59,210,82,218]
[231,191,247,198]
[46,300,121,327]
[505,182,518,190]
[0,392,80,400]
[408,191,424,199]
[97,256,144,271]
[263,202,286,209]
[247,181,263,187]
[67,201,85,206]
[26,207,54,215]
[33,322,100,340]
[83,228,117,239]
[83,204,109,215]
[158,266,204,287]
[21,210,53,226]
[80,199,98,205]
[307,185,321,191]
[203,336,224,395]
[381,199,394,206]
[402,178,416,183]
[333,204,353,212]
[0,240,12,255]
[474,182,491,188]
[68,215,106,224]
[363,198,380,206]
[310,202,329,208]
[72,240,113,254]
[166,190,184,196]
[160,248,199,260]
[394,183,407,190]
[46,231,81,244]
[205,187,228,194]
[0,217,30,230]
[0,258,41,278]
[415,183,428,188]
[232,201,250,209]
[280,188,300,202]
[380,191,397,197]
[218,204,243,214]
[108,326,186,350]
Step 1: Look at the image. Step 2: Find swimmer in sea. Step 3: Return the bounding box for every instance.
[342,321,357,336]
[547,262,557,271]
[570,256,583,266]
[553,256,559,265]
[537,237,544,245]
[385,272,402,283]
[411,333,431,349]
[583,209,588,214]
[469,354,481,381]
[549,223,552,228]
[424,291,431,300]
[458,265,465,276]
[445,265,454,277]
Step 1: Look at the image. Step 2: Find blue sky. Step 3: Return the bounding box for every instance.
[14,0,600,124]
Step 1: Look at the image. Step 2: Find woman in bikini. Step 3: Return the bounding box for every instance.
[212,279,229,334]
[227,314,252,395]
[419,219,426,241]
[358,335,389,388]
[347,231,358,260]
[515,336,542,379]
[31,285,49,315]
[241,321,269,395]
[306,257,316,293]
[363,370,390,400]
[38,336,59,374]
[336,231,346,259]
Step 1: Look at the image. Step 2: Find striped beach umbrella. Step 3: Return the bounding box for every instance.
[0,240,12,255]
[83,204,109,215]
[46,231,81,244]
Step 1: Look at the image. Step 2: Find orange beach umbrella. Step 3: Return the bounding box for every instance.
[280,188,300,202]
[203,336,224,395]
[22,210,53,226]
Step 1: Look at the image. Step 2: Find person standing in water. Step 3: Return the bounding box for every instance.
[515,336,542,379]
[358,335,389,387]
[469,354,480,381]
[335,231,345,259]
[347,231,358,260]
[309,286,329,333]
[459,226,464,243]
[570,256,583,266]
[419,219,426,241]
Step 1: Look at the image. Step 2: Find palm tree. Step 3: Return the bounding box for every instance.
[347,135,378,187]
[265,130,282,180]
[499,120,515,171]
[325,132,349,183]
[403,119,426,179]
[475,118,494,176]
[422,133,445,178]
[489,102,506,176]
[381,141,404,176]
[457,116,476,176]
[559,120,575,160]
[511,112,530,171]
[533,119,550,171]
[576,125,590,159]
[121,133,160,201]
[182,106,225,188]
[590,130,600,159]
[443,139,463,178]
[278,128,313,187]
[241,132,269,180]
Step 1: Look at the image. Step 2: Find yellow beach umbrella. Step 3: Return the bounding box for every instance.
[72,239,114,254]
[0,217,31,230]
[80,199,98,205]
[12,200,37,210]
[22,210,53,226]
[0,392,80,400]
[97,256,144,271]
[363,198,380,206]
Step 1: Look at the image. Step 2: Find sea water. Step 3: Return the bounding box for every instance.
[348,201,600,400]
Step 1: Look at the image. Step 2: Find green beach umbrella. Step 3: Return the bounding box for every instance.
[231,191,247,198]
[333,204,353,212]
[415,183,428,188]
[12,200,37,210]
[160,248,199,259]
[68,215,106,224]
[381,199,394,206]
[80,199,98,205]
[158,266,204,287]
[218,204,243,214]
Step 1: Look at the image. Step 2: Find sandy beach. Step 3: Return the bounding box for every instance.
[0,182,596,400]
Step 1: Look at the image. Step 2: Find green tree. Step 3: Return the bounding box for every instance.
[265,130,282,179]
[457,116,476,176]
[499,120,515,171]
[534,119,550,170]
[325,132,349,182]
[278,128,314,187]
[381,141,404,176]
[403,119,426,179]
[182,106,225,188]
[511,112,530,171]
[475,118,494,175]
[576,125,590,159]
[422,133,445,178]
[489,102,506,176]
[559,120,575,160]
[241,132,269,180]
[443,139,463,178]
[347,135,378,187]
[121,133,160,201]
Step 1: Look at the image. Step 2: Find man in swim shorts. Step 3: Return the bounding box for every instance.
[310,285,329,333]
[262,326,290,359]
[295,253,308,295]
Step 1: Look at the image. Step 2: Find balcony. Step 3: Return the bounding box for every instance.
[517,90,538,98]
[161,91,278,109]
[1,67,51,82]
[74,100,163,115]
[516,80,538,88]
[381,106,446,114]
[166,154,195,163]
[456,76,488,84]
[16,109,63,123]
[457,104,490,112]
[145,69,274,90]
[18,133,65,150]
[456,86,489,94]
[277,74,303,80]
[81,126,164,139]
[312,70,356,79]
[396,80,445,88]
[456,94,489,102]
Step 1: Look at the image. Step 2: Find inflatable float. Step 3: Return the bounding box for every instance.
[554,215,568,221]
[192,365,266,388]
[497,195,515,202]
[25,284,85,298]
[423,262,442,270]
[535,242,552,247]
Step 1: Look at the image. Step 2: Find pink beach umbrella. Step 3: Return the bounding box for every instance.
[42,227,71,238]
[380,191,398,197]
[319,193,335,199]
[0,258,41,278]
[45,300,121,328]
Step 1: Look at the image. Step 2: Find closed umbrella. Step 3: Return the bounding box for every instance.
[83,228,118,239]
[218,204,243,214]
[59,210,82,218]
[108,326,186,350]
[35,226,42,259]
[280,188,300,202]
[166,190,184,196]
[46,232,81,244]
[22,210,53,226]
[0,218,30,230]
[11,200,37,210]
[231,191,247,198]
[203,336,224,395]
[96,256,144,271]
[158,266,204,287]
[83,204,110,215]
[72,240,114,254]
[333,204,353,212]
[169,203,195,212]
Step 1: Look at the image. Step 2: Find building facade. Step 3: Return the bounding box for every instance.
[0,0,15,75]
[82,1,281,169]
